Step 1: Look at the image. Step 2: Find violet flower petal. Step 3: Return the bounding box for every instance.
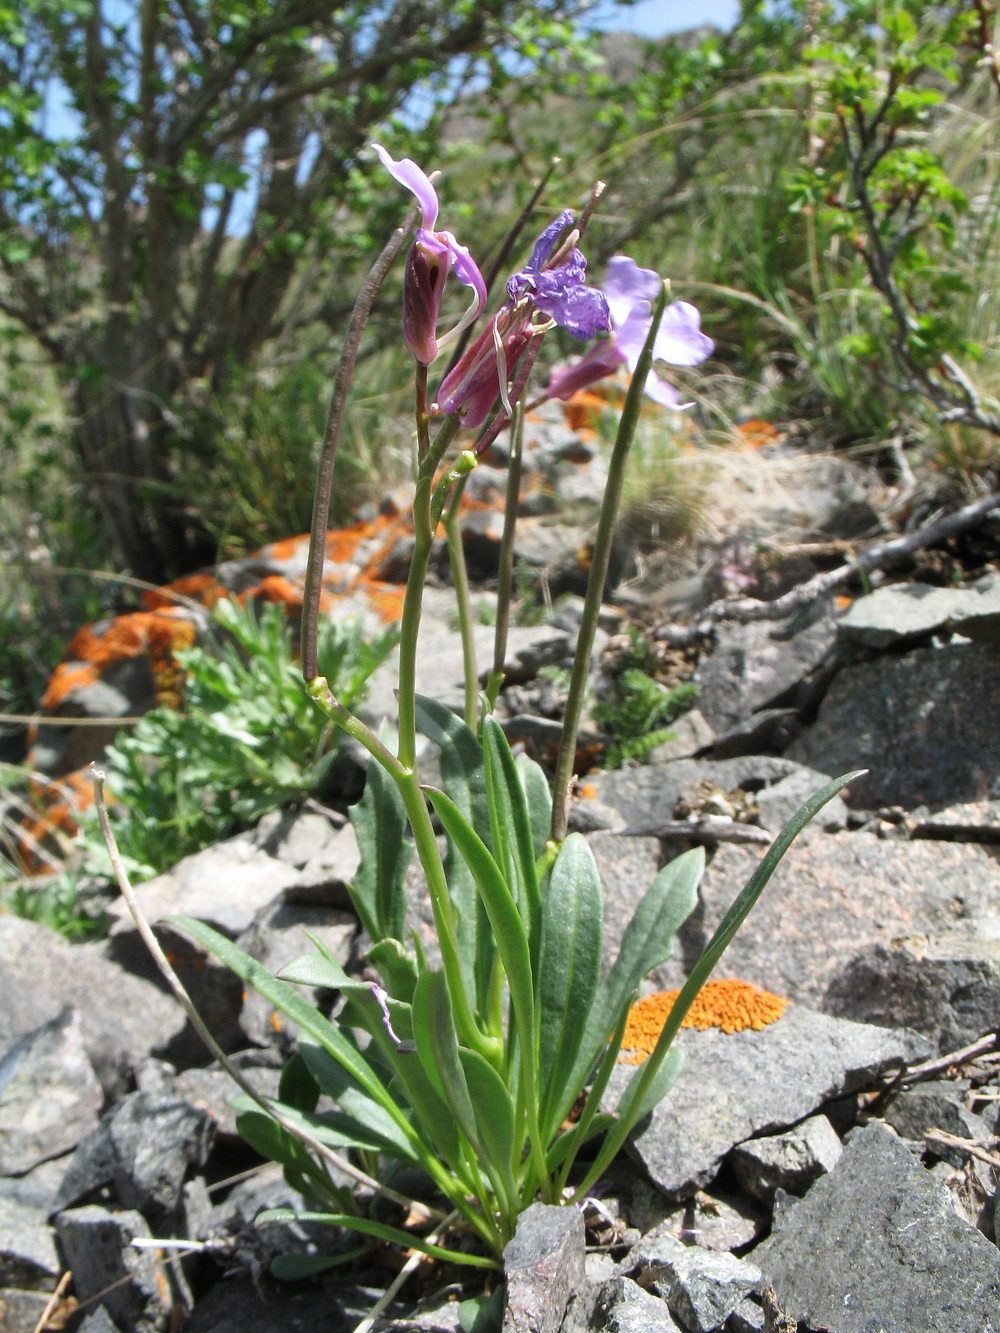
[603,255,661,329]
[545,337,627,400]
[617,300,714,370]
[373,143,438,230]
[370,983,404,1048]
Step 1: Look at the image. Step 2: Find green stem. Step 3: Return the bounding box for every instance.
[306,678,405,777]
[443,472,479,730]
[486,400,524,710]
[550,284,669,843]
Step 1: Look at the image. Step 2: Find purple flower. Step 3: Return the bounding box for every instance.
[374,144,487,365]
[436,212,611,429]
[546,255,713,408]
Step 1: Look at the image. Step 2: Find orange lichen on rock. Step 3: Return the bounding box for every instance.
[142,573,224,611]
[562,390,608,435]
[618,980,788,1064]
[734,418,780,451]
[40,663,100,712]
[367,584,406,623]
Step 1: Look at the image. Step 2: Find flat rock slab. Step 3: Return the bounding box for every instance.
[913,799,1000,842]
[0,1198,60,1291]
[788,642,1000,809]
[838,575,1000,648]
[0,916,186,1095]
[695,601,837,732]
[184,1276,369,1333]
[606,1006,928,1199]
[0,1008,102,1175]
[649,829,1000,1011]
[503,1202,585,1333]
[757,1122,1000,1333]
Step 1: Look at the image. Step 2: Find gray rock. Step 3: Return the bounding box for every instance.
[757,1122,1000,1333]
[0,1154,71,1212]
[590,1276,681,1332]
[709,709,801,760]
[0,1008,102,1175]
[824,934,1000,1053]
[0,915,186,1096]
[568,795,623,834]
[619,1185,764,1255]
[646,709,716,763]
[502,1202,585,1333]
[728,1114,843,1204]
[606,1006,928,1198]
[0,1287,55,1333]
[695,601,838,733]
[106,831,302,938]
[0,1199,59,1290]
[55,1205,173,1333]
[646,1236,761,1333]
[172,1061,281,1140]
[202,1159,348,1264]
[78,1311,124,1333]
[53,1092,213,1221]
[31,657,157,777]
[585,833,664,976]
[650,830,1000,1017]
[184,1276,365,1333]
[235,902,355,1047]
[253,810,360,905]
[912,799,1000,843]
[586,756,816,830]
[838,576,1000,648]
[752,768,847,833]
[724,1299,764,1333]
[788,642,1000,809]
[882,1081,989,1164]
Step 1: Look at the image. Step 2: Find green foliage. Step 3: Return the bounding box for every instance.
[593,638,700,769]
[79,599,397,881]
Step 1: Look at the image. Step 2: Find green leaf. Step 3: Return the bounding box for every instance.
[236,1108,310,1170]
[537,833,603,1139]
[348,758,411,943]
[366,937,419,1001]
[557,846,702,1126]
[411,970,514,1216]
[615,1046,685,1126]
[257,1209,498,1269]
[415,694,491,1005]
[271,1252,362,1280]
[516,753,552,860]
[459,1047,518,1212]
[482,715,541,967]
[279,1053,320,1114]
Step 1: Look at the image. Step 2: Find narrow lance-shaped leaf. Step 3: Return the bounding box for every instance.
[348,757,412,944]
[555,846,703,1127]
[537,833,603,1139]
[482,715,542,969]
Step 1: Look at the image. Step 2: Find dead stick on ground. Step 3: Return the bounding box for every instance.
[890,1030,1000,1089]
[924,1128,1000,1171]
[656,491,1000,646]
[31,1270,72,1333]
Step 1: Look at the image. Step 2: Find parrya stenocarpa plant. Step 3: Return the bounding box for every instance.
[103,147,860,1275]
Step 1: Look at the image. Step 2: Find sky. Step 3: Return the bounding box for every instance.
[594,0,741,35]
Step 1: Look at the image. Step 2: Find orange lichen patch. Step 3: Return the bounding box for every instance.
[267,534,310,562]
[367,584,406,623]
[326,514,396,566]
[734,418,780,451]
[67,611,198,673]
[17,768,96,871]
[836,594,853,610]
[246,575,305,608]
[578,781,598,800]
[562,390,609,435]
[618,980,788,1064]
[142,573,224,611]
[40,663,100,712]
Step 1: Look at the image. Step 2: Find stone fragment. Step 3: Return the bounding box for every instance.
[235,902,355,1047]
[752,768,847,833]
[646,709,716,764]
[633,1230,760,1333]
[648,829,1000,1020]
[606,1006,928,1198]
[172,1060,280,1140]
[584,833,664,976]
[31,658,157,777]
[695,601,837,733]
[824,934,1000,1053]
[881,1081,988,1165]
[0,1155,71,1212]
[502,1202,585,1333]
[106,831,302,938]
[184,1276,366,1333]
[709,709,801,760]
[53,1091,214,1221]
[912,799,1000,843]
[253,811,360,906]
[0,1287,54,1333]
[0,916,186,1096]
[728,1114,843,1204]
[724,1299,765,1333]
[78,1311,124,1333]
[837,576,1000,648]
[0,1008,102,1174]
[586,757,809,830]
[0,1199,59,1290]
[757,1122,1000,1333]
[54,1206,173,1333]
[590,1276,681,1332]
[788,642,1000,809]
